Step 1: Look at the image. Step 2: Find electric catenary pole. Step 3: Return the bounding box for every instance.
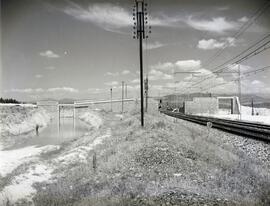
[145,76,148,112]
[133,0,151,127]
[110,88,112,112]
[122,81,124,113]
[125,83,128,99]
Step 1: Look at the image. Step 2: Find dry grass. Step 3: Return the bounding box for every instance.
[29,105,270,206]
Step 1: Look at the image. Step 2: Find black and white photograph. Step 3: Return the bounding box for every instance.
[1,0,270,205]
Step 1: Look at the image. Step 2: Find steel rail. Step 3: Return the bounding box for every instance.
[161,110,270,143]
[182,114,270,131]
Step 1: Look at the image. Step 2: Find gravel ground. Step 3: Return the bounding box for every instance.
[168,115,270,166]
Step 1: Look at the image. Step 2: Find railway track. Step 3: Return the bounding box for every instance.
[161,110,270,143]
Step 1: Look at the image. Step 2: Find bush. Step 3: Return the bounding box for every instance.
[0,97,20,104]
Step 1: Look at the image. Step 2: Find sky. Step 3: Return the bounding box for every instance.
[1,0,270,102]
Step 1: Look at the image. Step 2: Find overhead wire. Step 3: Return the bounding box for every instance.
[199,65,270,92]
[180,35,270,93]
[175,1,270,95]
[202,0,270,68]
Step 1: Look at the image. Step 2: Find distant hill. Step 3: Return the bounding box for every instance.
[34,98,76,104]
[215,93,270,105]
[58,98,76,104]
[39,98,58,102]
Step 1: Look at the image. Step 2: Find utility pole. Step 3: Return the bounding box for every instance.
[133,0,150,127]
[145,76,148,112]
[251,98,254,116]
[125,83,128,99]
[110,88,112,112]
[238,64,242,120]
[173,71,201,100]
[122,81,124,113]
[58,105,60,128]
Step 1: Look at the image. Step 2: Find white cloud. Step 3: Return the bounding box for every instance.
[197,37,236,50]
[44,66,55,70]
[6,87,78,94]
[8,88,34,93]
[64,3,185,33]
[217,6,230,11]
[238,64,252,72]
[64,3,132,32]
[143,41,164,50]
[226,64,252,78]
[151,85,163,91]
[164,81,191,90]
[63,3,260,35]
[175,60,201,70]
[186,17,238,33]
[148,69,173,81]
[108,84,140,91]
[224,37,236,46]
[35,88,44,92]
[35,74,43,78]
[105,72,119,77]
[106,70,130,76]
[131,79,140,84]
[47,87,78,93]
[126,85,140,90]
[104,81,119,86]
[150,60,201,73]
[197,68,213,76]
[7,88,44,93]
[198,39,225,50]
[87,88,102,94]
[182,68,214,83]
[121,70,130,75]
[173,75,229,93]
[150,62,174,71]
[238,16,249,23]
[241,80,270,94]
[251,80,261,85]
[146,63,265,94]
[39,50,60,58]
[178,63,260,94]
[150,15,184,27]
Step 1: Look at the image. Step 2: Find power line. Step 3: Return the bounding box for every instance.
[202,1,270,68]
[181,35,270,92]
[199,65,270,92]
[234,40,270,64]
[172,65,270,94]
[241,65,270,76]
[203,65,270,91]
[211,33,270,72]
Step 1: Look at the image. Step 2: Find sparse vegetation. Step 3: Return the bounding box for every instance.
[1,101,269,205]
[0,97,20,104]
[30,108,270,206]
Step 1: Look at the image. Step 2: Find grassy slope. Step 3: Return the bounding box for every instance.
[32,108,270,206]
[0,106,50,149]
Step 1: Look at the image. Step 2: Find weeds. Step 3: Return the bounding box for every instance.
[93,152,97,172]
[31,107,270,205]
